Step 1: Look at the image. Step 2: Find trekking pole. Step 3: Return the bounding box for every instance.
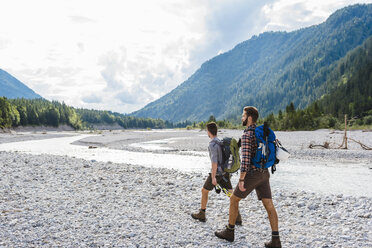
[215,184,232,197]
[214,185,221,194]
[221,187,232,197]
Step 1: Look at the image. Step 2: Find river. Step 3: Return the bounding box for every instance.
[0,133,371,197]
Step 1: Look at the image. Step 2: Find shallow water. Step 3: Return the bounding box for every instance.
[0,134,371,197]
[0,135,211,173]
[129,137,189,151]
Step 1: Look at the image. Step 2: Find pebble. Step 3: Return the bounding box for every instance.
[308,204,319,210]
[297,202,305,208]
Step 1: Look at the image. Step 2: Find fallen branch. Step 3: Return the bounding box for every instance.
[311,139,372,150]
[348,138,372,150]
[338,139,346,149]
[309,142,330,149]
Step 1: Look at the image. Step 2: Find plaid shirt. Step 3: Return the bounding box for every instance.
[241,124,257,172]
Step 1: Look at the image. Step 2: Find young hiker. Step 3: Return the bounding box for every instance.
[191,122,242,224]
[215,106,281,248]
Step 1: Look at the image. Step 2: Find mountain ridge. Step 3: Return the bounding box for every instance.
[132,4,372,122]
[0,69,42,99]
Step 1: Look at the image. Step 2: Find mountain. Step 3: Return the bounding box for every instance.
[0,69,42,99]
[312,35,372,119]
[262,36,372,131]
[132,4,372,122]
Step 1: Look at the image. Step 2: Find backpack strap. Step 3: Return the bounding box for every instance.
[263,122,270,168]
[271,164,276,174]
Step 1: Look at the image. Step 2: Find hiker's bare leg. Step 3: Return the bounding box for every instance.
[262,198,279,231]
[201,188,209,209]
[228,194,241,225]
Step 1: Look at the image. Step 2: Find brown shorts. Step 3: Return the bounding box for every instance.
[203,173,233,191]
[233,169,272,200]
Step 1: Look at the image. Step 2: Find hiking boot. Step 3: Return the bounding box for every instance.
[215,225,234,242]
[191,209,206,222]
[264,235,282,248]
[235,212,242,225]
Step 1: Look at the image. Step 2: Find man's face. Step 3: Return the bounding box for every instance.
[207,130,212,139]
[242,112,248,126]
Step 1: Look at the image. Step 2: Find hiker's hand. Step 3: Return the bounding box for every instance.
[239,181,246,191]
[212,177,217,186]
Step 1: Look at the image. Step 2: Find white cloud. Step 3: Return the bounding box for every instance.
[69,15,96,24]
[0,0,371,114]
[261,0,372,32]
[0,38,10,50]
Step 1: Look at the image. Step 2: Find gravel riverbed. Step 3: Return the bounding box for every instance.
[1,151,371,247]
[1,129,371,247]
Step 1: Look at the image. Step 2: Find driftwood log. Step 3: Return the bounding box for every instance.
[309,139,371,150]
[310,115,371,150]
[309,142,330,149]
[348,138,372,150]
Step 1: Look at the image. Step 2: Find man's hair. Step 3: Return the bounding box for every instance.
[206,122,218,136]
[244,106,259,123]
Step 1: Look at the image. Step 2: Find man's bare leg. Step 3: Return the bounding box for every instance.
[262,198,281,247]
[229,194,242,225]
[215,194,242,242]
[262,198,278,231]
[201,188,209,209]
[227,190,242,225]
[191,188,210,222]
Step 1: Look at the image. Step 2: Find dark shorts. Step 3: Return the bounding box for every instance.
[233,169,272,200]
[203,173,233,191]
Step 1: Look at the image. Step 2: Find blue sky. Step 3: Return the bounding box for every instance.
[0,0,371,113]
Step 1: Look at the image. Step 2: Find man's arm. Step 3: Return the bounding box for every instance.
[239,172,246,180]
[239,171,246,191]
[211,162,217,186]
[239,131,253,191]
[240,133,250,173]
[209,143,219,186]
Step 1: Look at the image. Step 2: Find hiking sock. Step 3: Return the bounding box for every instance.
[228,224,235,229]
[201,209,206,212]
[272,231,279,236]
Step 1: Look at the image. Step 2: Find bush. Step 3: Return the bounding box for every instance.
[327,116,338,128]
[364,115,372,125]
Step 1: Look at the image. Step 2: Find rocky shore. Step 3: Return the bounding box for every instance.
[1,150,371,247]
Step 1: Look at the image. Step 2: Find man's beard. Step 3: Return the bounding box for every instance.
[242,119,247,126]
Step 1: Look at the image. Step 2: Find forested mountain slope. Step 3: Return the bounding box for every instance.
[133,4,372,122]
[313,36,372,119]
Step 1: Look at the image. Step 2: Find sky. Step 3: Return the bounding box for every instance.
[1,0,371,114]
